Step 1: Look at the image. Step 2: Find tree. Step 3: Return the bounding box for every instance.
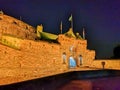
[113,45,120,59]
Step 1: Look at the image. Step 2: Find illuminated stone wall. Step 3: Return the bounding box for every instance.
[58,35,95,66]
[0,14,120,85]
[90,59,120,70]
[0,14,36,40]
[0,14,96,84]
[0,34,95,78]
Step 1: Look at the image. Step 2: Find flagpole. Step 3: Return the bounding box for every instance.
[83,27,85,39]
[60,21,62,34]
[20,16,22,21]
[71,16,73,30]
[69,14,73,30]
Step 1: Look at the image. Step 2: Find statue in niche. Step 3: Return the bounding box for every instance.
[62,52,66,64]
[69,55,76,68]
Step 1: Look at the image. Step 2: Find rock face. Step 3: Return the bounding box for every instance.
[0,13,36,40]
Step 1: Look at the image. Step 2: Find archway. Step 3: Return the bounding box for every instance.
[69,56,76,68]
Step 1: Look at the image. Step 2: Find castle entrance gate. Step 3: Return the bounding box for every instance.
[69,56,76,68]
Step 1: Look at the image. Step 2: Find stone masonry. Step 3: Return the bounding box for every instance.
[0,14,36,40]
[1,13,120,85]
[0,13,96,85]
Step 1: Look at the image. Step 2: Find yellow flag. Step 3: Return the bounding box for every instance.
[69,14,72,21]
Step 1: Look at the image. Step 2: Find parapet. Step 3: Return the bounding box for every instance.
[0,14,36,40]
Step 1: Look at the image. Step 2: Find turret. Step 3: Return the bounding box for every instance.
[36,24,43,38]
[64,28,76,38]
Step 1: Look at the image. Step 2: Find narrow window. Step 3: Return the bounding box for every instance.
[62,52,66,64]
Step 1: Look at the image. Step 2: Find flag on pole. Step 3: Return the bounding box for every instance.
[83,27,85,39]
[69,14,72,21]
[69,14,73,29]
[60,21,62,34]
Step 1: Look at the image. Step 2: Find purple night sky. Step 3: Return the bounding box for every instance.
[0,0,120,58]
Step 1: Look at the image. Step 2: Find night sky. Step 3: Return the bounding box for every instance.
[0,0,120,59]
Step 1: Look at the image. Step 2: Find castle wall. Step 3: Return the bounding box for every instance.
[1,14,120,85]
[0,37,66,78]
[0,44,21,68]
[58,35,95,66]
[0,14,36,40]
[0,34,95,79]
[0,42,67,78]
[0,19,98,86]
[1,33,120,83]
[90,59,120,70]
[20,40,62,68]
